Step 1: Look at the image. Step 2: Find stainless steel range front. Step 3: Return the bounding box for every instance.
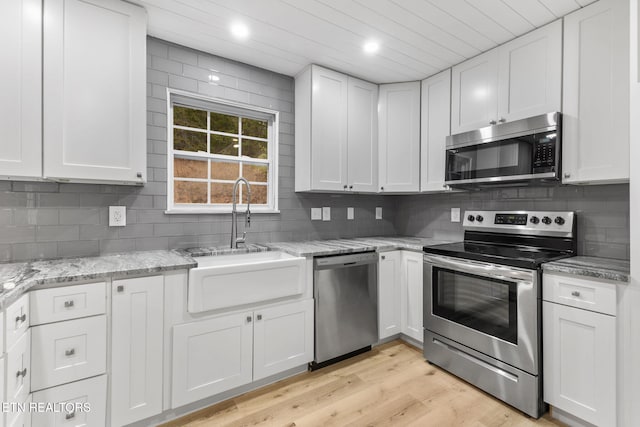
[423,210,576,418]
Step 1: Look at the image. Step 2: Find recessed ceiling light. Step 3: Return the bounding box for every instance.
[363,40,379,54]
[230,22,250,40]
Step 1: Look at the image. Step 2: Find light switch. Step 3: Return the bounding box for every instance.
[347,207,354,220]
[322,207,331,221]
[311,208,322,220]
[375,207,382,220]
[451,208,461,223]
[109,206,126,227]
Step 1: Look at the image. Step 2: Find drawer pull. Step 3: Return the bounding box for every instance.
[571,291,581,297]
[117,285,124,293]
[15,313,26,323]
[257,314,262,321]
[64,300,75,308]
[16,368,27,378]
[246,316,252,323]
[65,348,76,356]
[65,410,76,420]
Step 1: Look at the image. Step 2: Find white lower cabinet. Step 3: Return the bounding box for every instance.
[31,375,106,427]
[6,395,31,427]
[253,299,314,381]
[378,251,402,339]
[401,251,423,342]
[543,273,617,426]
[171,312,254,408]
[6,330,30,406]
[111,276,164,427]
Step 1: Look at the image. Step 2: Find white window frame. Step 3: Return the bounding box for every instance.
[165,89,279,214]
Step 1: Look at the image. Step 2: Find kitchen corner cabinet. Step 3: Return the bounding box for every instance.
[295,65,378,193]
[0,0,42,180]
[111,276,164,427]
[420,70,452,193]
[400,251,424,342]
[543,272,617,426]
[562,0,629,184]
[378,251,402,339]
[451,20,561,135]
[378,82,421,193]
[43,0,147,185]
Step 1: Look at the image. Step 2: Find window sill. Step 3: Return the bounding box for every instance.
[164,208,280,215]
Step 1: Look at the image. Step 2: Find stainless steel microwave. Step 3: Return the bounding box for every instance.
[445,112,561,187]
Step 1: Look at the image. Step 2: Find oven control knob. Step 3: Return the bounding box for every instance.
[530,216,540,224]
[554,216,565,225]
[475,215,483,222]
[467,215,475,222]
[542,216,552,225]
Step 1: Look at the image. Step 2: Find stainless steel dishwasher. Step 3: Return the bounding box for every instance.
[311,251,378,369]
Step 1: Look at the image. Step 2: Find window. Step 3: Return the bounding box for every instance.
[166,89,279,213]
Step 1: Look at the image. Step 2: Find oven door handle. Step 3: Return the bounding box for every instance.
[423,254,535,283]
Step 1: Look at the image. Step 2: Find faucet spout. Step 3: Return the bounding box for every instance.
[230,177,251,249]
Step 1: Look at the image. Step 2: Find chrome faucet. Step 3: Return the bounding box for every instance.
[230,177,251,249]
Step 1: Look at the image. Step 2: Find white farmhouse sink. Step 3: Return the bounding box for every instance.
[187,251,306,313]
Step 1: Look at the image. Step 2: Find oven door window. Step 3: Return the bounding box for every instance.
[432,267,518,344]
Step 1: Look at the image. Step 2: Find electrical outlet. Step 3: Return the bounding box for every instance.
[451,207,461,223]
[347,207,354,220]
[375,207,382,220]
[109,206,126,227]
[311,208,322,220]
[322,207,331,221]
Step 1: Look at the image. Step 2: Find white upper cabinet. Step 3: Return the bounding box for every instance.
[451,20,562,134]
[562,0,629,184]
[0,0,42,180]
[378,82,421,193]
[295,65,378,193]
[421,70,452,193]
[347,77,378,193]
[43,0,147,185]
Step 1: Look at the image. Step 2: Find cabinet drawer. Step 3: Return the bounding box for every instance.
[32,374,106,427]
[5,294,29,352]
[543,273,616,315]
[31,315,106,391]
[30,281,106,325]
[6,329,30,405]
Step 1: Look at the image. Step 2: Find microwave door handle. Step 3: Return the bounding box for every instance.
[423,254,534,283]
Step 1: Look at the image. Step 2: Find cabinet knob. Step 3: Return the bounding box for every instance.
[571,291,580,297]
[65,411,76,420]
[343,185,348,189]
[257,314,262,321]
[381,255,386,260]
[16,368,27,378]
[498,118,506,123]
[136,172,142,178]
[380,186,384,191]
[349,185,353,190]
[246,315,252,323]
[64,300,75,308]
[117,285,124,293]
[489,120,497,125]
[15,313,26,323]
[564,172,571,179]
[65,348,76,357]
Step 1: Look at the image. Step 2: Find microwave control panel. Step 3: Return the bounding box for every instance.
[533,135,556,171]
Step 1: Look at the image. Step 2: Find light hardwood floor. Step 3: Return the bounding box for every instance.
[162,340,565,427]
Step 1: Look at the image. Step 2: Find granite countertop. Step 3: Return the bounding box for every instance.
[0,250,195,309]
[543,256,630,283]
[263,236,453,257]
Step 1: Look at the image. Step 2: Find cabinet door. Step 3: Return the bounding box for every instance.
[172,312,253,408]
[6,395,30,427]
[310,65,348,191]
[420,70,451,193]
[451,49,499,134]
[401,251,424,342]
[562,0,629,184]
[253,299,314,381]
[6,294,29,353]
[347,77,378,193]
[497,20,562,123]
[543,301,616,426]
[32,375,106,427]
[43,0,146,184]
[6,330,30,405]
[378,82,421,192]
[0,0,42,179]
[378,251,402,339]
[111,276,164,426]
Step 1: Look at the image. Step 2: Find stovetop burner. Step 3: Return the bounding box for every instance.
[423,210,577,269]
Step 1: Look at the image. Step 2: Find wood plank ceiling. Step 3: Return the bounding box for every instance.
[132,0,597,83]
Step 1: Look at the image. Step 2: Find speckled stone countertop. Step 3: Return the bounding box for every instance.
[263,236,453,257]
[178,244,269,257]
[543,256,630,283]
[0,250,195,309]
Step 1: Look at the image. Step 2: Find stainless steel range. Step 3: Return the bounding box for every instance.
[422,210,576,418]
